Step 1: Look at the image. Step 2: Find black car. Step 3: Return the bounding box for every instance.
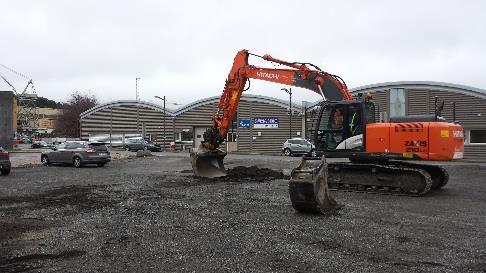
[124,139,161,152]
[31,141,54,149]
[0,147,11,175]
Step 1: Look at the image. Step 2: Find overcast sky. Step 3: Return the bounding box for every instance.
[1,0,485,109]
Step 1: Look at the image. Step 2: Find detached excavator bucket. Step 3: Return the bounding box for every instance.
[289,156,338,214]
[190,147,227,178]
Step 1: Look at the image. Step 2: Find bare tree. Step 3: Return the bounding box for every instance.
[54,91,98,137]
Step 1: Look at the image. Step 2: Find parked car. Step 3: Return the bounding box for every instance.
[41,141,111,168]
[282,138,315,157]
[0,147,11,175]
[31,141,54,149]
[124,138,161,152]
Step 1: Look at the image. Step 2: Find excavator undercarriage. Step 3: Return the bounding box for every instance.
[326,160,448,196]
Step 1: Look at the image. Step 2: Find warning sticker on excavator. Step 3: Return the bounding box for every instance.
[402,152,414,159]
[440,130,450,138]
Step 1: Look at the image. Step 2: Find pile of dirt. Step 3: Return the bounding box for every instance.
[218,165,288,182]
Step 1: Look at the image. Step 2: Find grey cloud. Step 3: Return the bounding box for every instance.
[1,0,485,105]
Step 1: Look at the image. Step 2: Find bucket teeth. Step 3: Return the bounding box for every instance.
[289,156,338,214]
[190,147,227,178]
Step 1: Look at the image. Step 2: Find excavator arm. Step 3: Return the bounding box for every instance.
[205,49,352,150]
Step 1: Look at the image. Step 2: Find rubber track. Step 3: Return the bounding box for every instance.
[389,161,449,189]
[327,162,433,196]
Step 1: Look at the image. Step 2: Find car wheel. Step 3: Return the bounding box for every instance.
[73,156,83,168]
[97,163,106,167]
[41,155,50,166]
[1,168,10,175]
[283,148,292,157]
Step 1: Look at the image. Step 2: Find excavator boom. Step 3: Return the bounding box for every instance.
[203,49,352,150]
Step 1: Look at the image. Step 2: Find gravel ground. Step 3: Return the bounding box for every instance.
[1,153,486,273]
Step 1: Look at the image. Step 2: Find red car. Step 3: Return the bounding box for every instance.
[0,147,11,175]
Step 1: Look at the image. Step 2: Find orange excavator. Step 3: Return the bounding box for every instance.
[191,49,464,213]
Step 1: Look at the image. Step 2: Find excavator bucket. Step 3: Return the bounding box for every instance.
[190,146,227,178]
[289,156,338,214]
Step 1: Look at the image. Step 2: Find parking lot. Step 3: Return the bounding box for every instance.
[1,153,486,272]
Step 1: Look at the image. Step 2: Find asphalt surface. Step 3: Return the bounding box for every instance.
[1,153,486,273]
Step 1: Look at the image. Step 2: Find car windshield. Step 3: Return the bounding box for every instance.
[89,143,108,151]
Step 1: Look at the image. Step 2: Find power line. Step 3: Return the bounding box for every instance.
[0,63,30,80]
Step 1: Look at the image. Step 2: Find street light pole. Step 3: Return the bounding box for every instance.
[282,88,292,139]
[135,77,141,134]
[135,77,140,101]
[163,96,165,151]
[154,95,167,151]
[155,96,181,151]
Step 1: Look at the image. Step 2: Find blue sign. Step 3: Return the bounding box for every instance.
[253,117,279,128]
[238,118,251,128]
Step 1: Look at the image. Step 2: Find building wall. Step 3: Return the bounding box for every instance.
[173,96,302,154]
[0,91,15,149]
[36,108,61,129]
[236,99,302,154]
[173,101,217,144]
[80,103,173,147]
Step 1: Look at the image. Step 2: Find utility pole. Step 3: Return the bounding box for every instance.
[282,88,292,139]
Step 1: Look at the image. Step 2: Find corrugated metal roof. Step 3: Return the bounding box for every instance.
[80,94,301,119]
[350,81,486,99]
[80,100,173,119]
[172,93,301,116]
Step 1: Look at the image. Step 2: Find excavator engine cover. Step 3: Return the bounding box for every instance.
[190,146,227,178]
[289,156,338,214]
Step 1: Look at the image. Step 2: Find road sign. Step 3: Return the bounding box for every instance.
[238,118,251,128]
[253,117,279,128]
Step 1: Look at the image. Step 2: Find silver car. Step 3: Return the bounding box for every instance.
[282,138,315,157]
[41,141,111,168]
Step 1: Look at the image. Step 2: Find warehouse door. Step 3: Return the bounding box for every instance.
[193,127,207,148]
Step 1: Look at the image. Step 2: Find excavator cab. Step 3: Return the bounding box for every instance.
[313,98,376,156]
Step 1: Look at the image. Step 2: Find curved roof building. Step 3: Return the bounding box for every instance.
[80,82,486,161]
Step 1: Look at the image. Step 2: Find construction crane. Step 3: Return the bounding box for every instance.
[0,64,39,133]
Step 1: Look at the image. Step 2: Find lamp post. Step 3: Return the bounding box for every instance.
[282,88,292,139]
[154,95,166,150]
[135,77,141,134]
[154,96,181,151]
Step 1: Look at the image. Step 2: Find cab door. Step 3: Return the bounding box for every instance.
[315,103,347,151]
